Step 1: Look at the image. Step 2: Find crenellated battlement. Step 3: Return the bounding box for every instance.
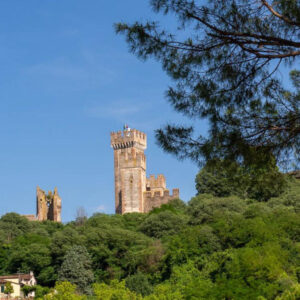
[147,174,166,189]
[111,129,147,150]
[143,188,180,212]
[144,188,179,200]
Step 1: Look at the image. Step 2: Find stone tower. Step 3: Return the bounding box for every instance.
[111,128,179,214]
[36,186,62,222]
[111,129,147,214]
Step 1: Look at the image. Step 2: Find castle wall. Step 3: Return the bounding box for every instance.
[143,188,180,213]
[23,215,37,221]
[146,174,167,196]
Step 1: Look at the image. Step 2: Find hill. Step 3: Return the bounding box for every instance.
[0,178,299,299]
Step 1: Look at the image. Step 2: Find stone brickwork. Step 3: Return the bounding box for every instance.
[23,214,37,221]
[36,186,61,222]
[111,128,179,214]
[144,187,180,213]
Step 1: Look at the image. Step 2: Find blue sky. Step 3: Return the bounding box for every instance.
[0,1,205,221]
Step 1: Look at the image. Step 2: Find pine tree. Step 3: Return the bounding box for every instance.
[116,0,300,167]
[58,245,94,294]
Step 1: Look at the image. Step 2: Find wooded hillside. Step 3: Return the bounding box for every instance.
[0,176,299,299]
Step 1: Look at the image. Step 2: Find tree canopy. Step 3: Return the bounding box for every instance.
[0,175,300,299]
[58,245,94,294]
[116,0,300,167]
[195,158,287,200]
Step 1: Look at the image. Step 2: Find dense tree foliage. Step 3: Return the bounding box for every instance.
[0,177,299,299]
[4,281,13,297]
[58,245,94,294]
[116,0,300,166]
[42,282,85,300]
[195,158,287,201]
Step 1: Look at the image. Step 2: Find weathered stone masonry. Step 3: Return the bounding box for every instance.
[36,186,61,222]
[23,187,62,222]
[111,128,179,214]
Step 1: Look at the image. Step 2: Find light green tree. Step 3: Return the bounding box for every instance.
[43,281,86,300]
[93,280,141,300]
[4,282,14,298]
[275,283,300,300]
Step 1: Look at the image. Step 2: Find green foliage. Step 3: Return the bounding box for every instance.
[21,284,36,297]
[139,211,187,238]
[164,226,221,269]
[195,158,287,201]
[42,282,86,300]
[58,245,94,294]
[0,213,32,242]
[187,194,246,225]
[149,199,186,215]
[269,177,300,212]
[0,178,299,299]
[4,281,13,295]
[7,234,51,275]
[275,283,300,300]
[116,0,300,166]
[93,280,141,300]
[34,285,51,299]
[125,273,153,296]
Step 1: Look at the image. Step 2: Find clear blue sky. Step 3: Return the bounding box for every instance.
[0,1,206,221]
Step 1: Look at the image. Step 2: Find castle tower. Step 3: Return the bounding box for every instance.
[111,128,147,214]
[36,186,61,222]
[111,127,180,214]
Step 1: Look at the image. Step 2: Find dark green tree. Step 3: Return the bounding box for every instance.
[187,194,247,225]
[0,213,31,242]
[125,272,153,296]
[7,234,51,276]
[58,245,94,294]
[21,285,36,298]
[139,211,187,238]
[195,157,287,201]
[116,0,300,166]
[195,160,243,197]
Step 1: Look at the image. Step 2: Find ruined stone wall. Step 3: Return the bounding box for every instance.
[36,187,47,221]
[36,187,61,222]
[52,188,62,222]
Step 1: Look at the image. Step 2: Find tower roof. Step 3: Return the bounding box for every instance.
[110,129,147,150]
